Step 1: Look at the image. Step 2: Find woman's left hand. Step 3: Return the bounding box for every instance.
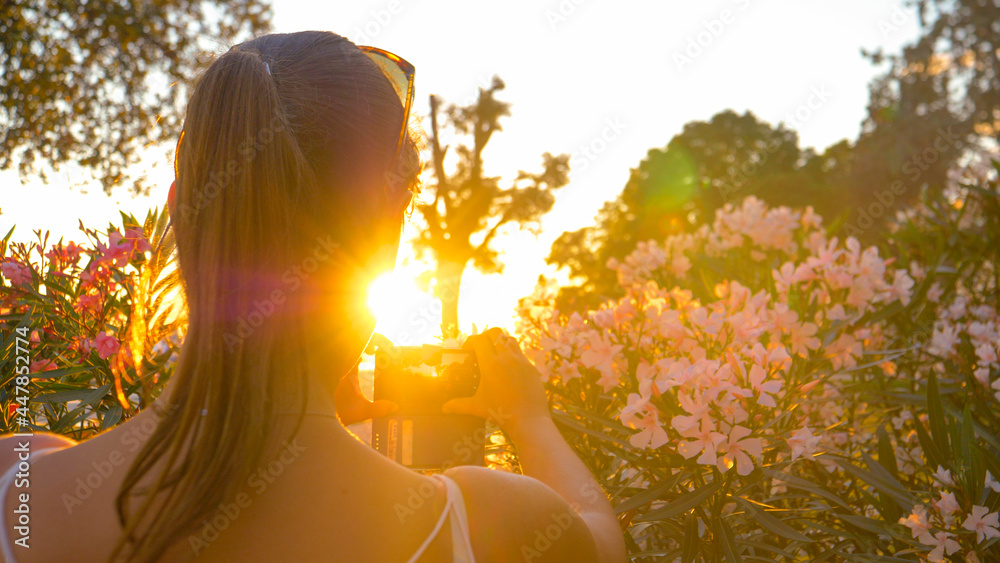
[335,362,397,426]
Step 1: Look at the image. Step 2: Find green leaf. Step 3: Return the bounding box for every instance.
[718,517,744,563]
[912,416,943,469]
[926,373,952,460]
[808,545,850,563]
[861,454,908,522]
[0,310,34,373]
[635,480,725,522]
[550,410,631,448]
[733,538,798,560]
[733,497,812,543]
[616,474,683,514]
[962,405,984,497]
[28,366,95,381]
[874,427,902,522]
[877,426,898,479]
[1,224,15,248]
[839,514,911,542]
[101,403,123,429]
[34,384,112,404]
[761,469,853,511]
[681,513,699,563]
[835,456,917,510]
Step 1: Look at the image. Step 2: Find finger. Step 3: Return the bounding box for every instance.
[366,333,393,355]
[467,333,500,370]
[442,396,480,416]
[368,399,398,419]
[461,332,481,351]
[483,326,506,345]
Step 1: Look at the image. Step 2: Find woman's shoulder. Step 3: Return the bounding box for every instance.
[0,433,76,473]
[442,466,600,563]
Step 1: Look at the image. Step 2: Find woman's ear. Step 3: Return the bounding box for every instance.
[168,180,176,217]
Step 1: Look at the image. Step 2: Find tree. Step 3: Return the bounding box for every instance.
[415,77,569,338]
[853,0,1000,215]
[1,0,272,195]
[547,110,834,311]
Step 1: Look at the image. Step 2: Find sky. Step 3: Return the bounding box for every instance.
[1,0,921,345]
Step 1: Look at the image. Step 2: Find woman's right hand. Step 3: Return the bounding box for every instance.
[441,327,551,437]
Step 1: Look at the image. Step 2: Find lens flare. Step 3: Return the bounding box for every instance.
[367,272,414,320]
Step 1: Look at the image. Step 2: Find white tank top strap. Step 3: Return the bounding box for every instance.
[404,473,476,563]
[0,446,66,563]
[436,474,475,563]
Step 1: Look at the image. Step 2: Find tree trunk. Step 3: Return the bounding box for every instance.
[435,260,466,339]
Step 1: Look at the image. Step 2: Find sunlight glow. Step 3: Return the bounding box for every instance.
[366,271,424,324]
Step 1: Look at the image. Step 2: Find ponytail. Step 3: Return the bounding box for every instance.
[111,45,318,562]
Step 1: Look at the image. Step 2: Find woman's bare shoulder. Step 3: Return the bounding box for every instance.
[0,433,76,472]
[443,466,600,563]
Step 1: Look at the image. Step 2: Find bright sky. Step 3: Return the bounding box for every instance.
[1,0,920,345]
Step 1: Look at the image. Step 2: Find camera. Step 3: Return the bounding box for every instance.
[371,344,485,470]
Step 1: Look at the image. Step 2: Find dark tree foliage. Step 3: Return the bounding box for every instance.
[416,77,570,337]
[1,0,272,195]
[547,110,838,311]
[853,0,1000,215]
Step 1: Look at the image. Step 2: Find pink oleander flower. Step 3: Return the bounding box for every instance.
[772,262,798,294]
[932,466,956,488]
[976,343,998,366]
[124,226,153,253]
[620,392,669,450]
[747,363,782,408]
[717,425,762,476]
[962,505,1000,543]
[29,358,57,372]
[578,332,623,392]
[98,231,133,267]
[986,471,1000,493]
[45,241,83,267]
[827,333,863,370]
[934,491,960,526]
[927,282,944,303]
[888,269,915,306]
[74,293,102,315]
[788,321,820,358]
[554,362,581,383]
[825,303,850,322]
[926,531,960,562]
[787,426,821,461]
[1,261,31,286]
[899,505,933,544]
[929,324,960,357]
[769,303,798,333]
[846,277,876,309]
[92,331,121,360]
[676,417,725,466]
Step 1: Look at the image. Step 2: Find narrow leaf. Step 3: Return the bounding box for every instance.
[635,480,725,522]
[734,497,812,543]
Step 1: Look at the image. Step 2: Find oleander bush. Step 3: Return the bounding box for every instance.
[514,160,1000,562]
[0,208,181,439]
[3,160,999,562]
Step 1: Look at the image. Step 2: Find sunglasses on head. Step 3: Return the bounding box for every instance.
[170,46,416,221]
[358,45,416,218]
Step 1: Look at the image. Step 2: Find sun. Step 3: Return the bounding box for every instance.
[365,270,436,345]
[367,272,417,321]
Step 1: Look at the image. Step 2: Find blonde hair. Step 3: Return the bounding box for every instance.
[111,31,420,561]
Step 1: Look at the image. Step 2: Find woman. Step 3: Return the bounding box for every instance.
[0,31,626,562]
